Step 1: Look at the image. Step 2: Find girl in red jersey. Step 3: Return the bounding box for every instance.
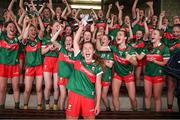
[96,35,114,111]
[42,21,62,110]
[96,30,138,111]
[0,20,22,109]
[136,29,170,111]
[51,28,74,110]
[66,23,103,119]
[22,13,45,110]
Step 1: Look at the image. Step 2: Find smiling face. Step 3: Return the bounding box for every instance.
[83,31,91,42]
[51,21,60,34]
[82,42,95,62]
[162,18,169,26]
[98,10,103,19]
[28,26,37,39]
[65,26,72,36]
[124,16,130,24]
[101,35,110,46]
[151,30,162,43]
[136,30,143,40]
[116,31,127,44]
[172,25,180,39]
[139,9,144,20]
[43,8,51,18]
[65,36,73,49]
[6,22,17,37]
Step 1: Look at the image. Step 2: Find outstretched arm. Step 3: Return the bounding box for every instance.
[38,16,45,39]
[106,4,112,19]
[144,18,149,40]
[146,1,154,19]
[115,2,124,25]
[91,8,98,20]
[63,0,72,17]
[132,0,139,19]
[73,23,84,55]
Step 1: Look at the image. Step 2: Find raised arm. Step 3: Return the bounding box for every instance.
[19,0,25,11]
[143,18,149,40]
[146,1,154,19]
[91,8,98,20]
[38,16,45,39]
[158,11,165,30]
[8,0,16,12]
[132,0,138,19]
[115,2,124,25]
[18,11,26,26]
[96,38,110,51]
[74,8,81,22]
[128,21,133,40]
[106,4,112,19]
[8,0,16,20]
[73,23,84,55]
[22,22,31,40]
[63,0,72,17]
[38,3,46,15]
[132,8,140,27]
[61,7,67,19]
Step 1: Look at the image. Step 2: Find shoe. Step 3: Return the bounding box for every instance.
[45,104,50,110]
[105,107,111,111]
[8,88,13,94]
[37,105,42,111]
[166,109,173,112]
[24,105,28,110]
[53,104,58,111]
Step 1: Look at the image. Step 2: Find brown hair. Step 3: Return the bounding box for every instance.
[83,41,106,72]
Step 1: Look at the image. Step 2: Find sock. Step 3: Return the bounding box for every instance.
[54,99,58,105]
[168,104,173,109]
[15,102,20,109]
[144,108,151,111]
[38,104,42,107]
[46,99,50,104]
[0,104,5,109]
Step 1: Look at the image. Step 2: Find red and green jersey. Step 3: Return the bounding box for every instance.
[108,24,121,40]
[42,18,53,27]
[128,39,145,54]
[25,37,42,66]
[143,43,170,76]
[97,51,113,82]
[108,45,136,76]
[19,42,25,54]
[161,37,179,55]
[0,31,20,65]
[132,23,145,34]
[41,36,59,57]
[66,52,103,99]
[169,39,180,55]
[95,19,107,28]
[58,46,74,78]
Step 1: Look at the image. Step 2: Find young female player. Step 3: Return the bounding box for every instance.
[96,35,114,111]
[136,29,170,112]
[66,23,103,119]
[41,21,61,110]
[0,21,21,109]
[23,14,45,110]
[97,30,138,111]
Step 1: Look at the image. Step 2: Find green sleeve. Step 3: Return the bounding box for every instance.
[95,64,103,76]
[162,46,170,58]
